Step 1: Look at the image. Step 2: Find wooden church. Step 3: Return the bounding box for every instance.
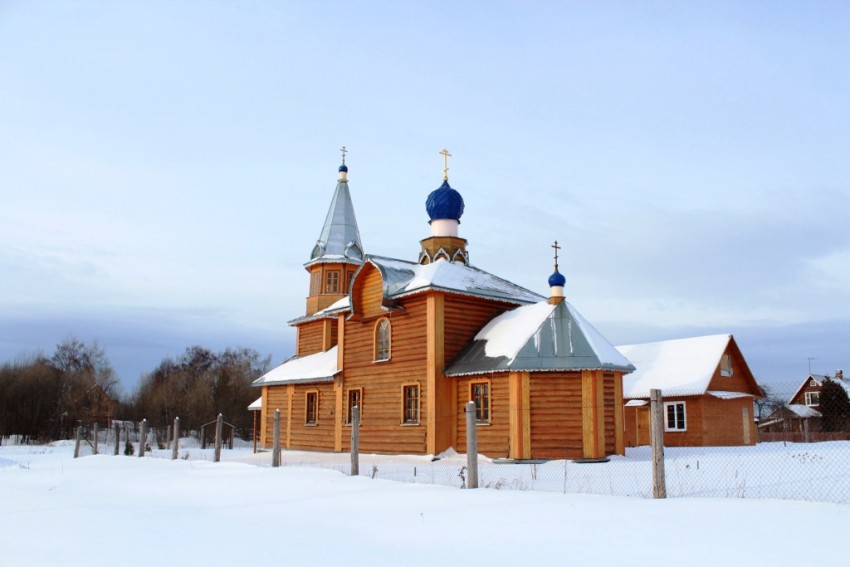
[253,152,635,460]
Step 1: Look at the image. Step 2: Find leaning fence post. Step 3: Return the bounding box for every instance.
[350,406,360,476]
[73,425,82,459]
[138,419,147,457]
[214,413,223,462]
[93,422,99,455]
[272,409,281,467]
[114,422,120,456]
[466,401,479,489]
[650,389,667,499]
[172,417,180,460]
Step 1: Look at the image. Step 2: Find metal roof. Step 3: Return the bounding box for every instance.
[307,177,364,267]
[444,300,635,376]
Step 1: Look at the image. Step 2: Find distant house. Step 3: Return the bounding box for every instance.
[788,371,848,413]
[760,371,848,435]
[757,404,821,434]
[616,334,761,447]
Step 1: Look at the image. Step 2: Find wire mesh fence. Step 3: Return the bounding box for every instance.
[53,375,850,504]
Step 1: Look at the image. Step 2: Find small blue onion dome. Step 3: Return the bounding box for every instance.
[426,180,465,222]
[339,164,348,173]
[548,269,566,287]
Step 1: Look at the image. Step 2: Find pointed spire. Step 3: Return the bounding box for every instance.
[307,158,363,266]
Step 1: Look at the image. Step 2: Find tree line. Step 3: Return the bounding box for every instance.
[0,338,270,442]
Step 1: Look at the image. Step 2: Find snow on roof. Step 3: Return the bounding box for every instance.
[617,334,731,399]
[787,404,822,419]
[445,300,635,376]
[476,301,556,360]
[708,391,754,400]
[368,256,544,305]
[252,346,339,386]
[789,374,850,404]
[247,397,262,411]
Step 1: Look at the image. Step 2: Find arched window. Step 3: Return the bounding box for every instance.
[374,318,391,362]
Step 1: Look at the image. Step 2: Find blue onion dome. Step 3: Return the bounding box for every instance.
[426,180,465,222]
[339,164,348,173]
[548,269,566,287]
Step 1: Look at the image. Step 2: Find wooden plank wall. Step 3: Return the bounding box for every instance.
[454,374,510,457]
[603,373,616,455]
[529,372,584,459]
[442,296,511,363]
[296,321,325,356]
[351,264,385,319]
[340,293,429,455]
[287,383,336,451]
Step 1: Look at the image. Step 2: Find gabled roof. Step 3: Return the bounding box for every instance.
[306,177,363,267]
[617,334,747,399]
[789,374,850,404]
[444,300,635,376]
[252,346,339,386]
[363,256,544,306]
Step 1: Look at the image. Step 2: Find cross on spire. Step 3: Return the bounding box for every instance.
[552,240,561,271]
[439,148,452,181]
[340,146,347,165]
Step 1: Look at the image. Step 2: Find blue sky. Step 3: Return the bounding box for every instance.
[1,1,848,393]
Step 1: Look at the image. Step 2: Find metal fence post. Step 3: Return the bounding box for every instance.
[172,417,180,460]
[272,409,281,467]
[650,389,667,498]
[114,422,120,456]
[351,406,360,476]
[466,401,479,489]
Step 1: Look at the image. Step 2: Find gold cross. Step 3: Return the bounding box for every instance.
[552,240,561,270]
[340,146,347,165]
[439,148,452,180]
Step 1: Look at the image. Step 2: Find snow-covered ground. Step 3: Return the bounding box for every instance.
[1,441,848,566]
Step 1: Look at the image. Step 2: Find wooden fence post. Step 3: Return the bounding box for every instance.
[92,422,98,455]
[114,422,120,456]
[166,425,172,450]
[350,406,360,476]
[272,409,281,467]
[172,417,180,460]
[466,401,479,489]
[214,413,223,462]
[73,426,82,459]
[139,419,147,458]
[650,389,667,499]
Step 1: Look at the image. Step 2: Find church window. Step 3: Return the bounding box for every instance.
[664,401,687,431]
[805,391,820,406]
[402,384,420,424]
[346,388,362,425]
[374,319,391,362]
[325,271,340,294]
[720,354,733,377]
[305,391,318,425]
[471,381,490,424]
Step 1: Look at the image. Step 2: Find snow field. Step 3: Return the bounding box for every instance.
[1,442,848,566]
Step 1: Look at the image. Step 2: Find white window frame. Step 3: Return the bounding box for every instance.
[805,391,820,406]
[664,401,687,432]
